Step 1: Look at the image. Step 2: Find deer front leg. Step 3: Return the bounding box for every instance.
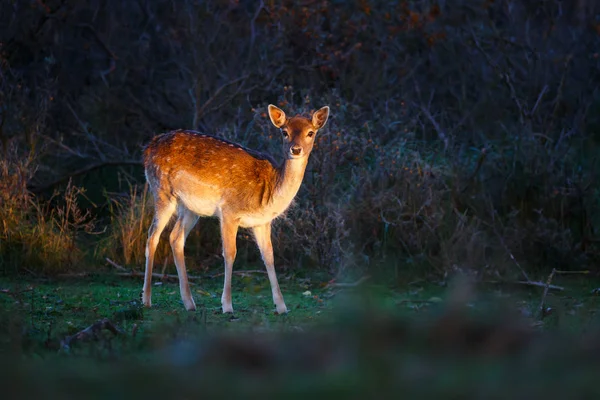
[220,215,239,314]
[253,223,288,314]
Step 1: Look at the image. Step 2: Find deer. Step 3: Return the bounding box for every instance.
[142,104,330,314]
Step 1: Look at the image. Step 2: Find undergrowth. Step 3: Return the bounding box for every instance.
[1,0,599,279]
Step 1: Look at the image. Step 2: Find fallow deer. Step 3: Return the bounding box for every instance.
[142,105,330,314]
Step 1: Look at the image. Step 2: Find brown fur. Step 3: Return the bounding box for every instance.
[142,105,330,314]
[143,130,279,214]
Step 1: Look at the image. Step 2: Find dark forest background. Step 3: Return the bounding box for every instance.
[1,0,599,281]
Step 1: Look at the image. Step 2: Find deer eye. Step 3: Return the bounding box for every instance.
[307,131,315,138]
[281,129,289,138]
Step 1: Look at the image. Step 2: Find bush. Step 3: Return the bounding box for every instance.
[1,0,599,278]
[0,144,95,274]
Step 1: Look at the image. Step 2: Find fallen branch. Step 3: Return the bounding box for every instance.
[56,272,89,278]
[538,268,557,319]
[106,258,202,281]
[552,270,589,275]
[209,270,267,278]
[484,280,564,291]
[327,276,371,288]
[397,299,437,304]
[538,269,588,319]
[106,257,128,271]
[115,271,204,281]
[108,258,266,280]
[60,318,123,351]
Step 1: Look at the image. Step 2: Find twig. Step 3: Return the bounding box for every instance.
[409,84,448,151]
[57,273,88,278]
[106,257,127,272]
[327,276,371,288]
[552,270,589,275]
[497,233,530,282]
[484,280,564,291]
[397,299,437,304]
[538,268,556,319]
[537,269,588,319]
[115,271,203,281]
[60,318,123,351]
[209,270,267,278]
[551,54,573,121]
[460,148,488,194]
[66,102,105,160]
[74,23,118,60]
[105,258,267,280]
[469,28,525,125]
[193,74,249,129]
[530,84,548,117]
[483,209,531,283]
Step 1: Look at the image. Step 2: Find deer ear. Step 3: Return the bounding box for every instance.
[312,106,330,129]
[268,105,287,128]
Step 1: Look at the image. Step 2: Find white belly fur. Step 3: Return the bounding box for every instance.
[176,190,220,216]
[173,170,298,227]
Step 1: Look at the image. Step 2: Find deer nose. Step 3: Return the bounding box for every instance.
[290,146,302,156]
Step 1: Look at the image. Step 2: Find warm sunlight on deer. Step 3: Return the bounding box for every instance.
[142,105,330,314]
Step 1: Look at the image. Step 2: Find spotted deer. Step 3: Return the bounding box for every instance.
[142,105,330,314]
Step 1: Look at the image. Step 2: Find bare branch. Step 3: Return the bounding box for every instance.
[469,28,526,125]
[192,74,249,129]
[29,160,142,193]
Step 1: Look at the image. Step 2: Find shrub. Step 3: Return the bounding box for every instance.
[0,144,95,274]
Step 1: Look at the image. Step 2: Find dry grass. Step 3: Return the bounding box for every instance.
[0,145,95,274]
[101,183,153,267]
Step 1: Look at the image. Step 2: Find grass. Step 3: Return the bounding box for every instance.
[1,269,598,354]
[1,268,600,397]
[0,270,335,355]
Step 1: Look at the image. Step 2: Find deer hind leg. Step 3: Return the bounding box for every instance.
[143,195,177,308]
[169,206,199,311]
[252,223,288,314]
[220,214,239,314]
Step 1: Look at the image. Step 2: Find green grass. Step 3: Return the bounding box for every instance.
[0,272,330,355]
[1,270,600,397]
[1,270,599,356]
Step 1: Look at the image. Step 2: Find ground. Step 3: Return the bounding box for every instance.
[1,269,598,352]
[1,270,599,397]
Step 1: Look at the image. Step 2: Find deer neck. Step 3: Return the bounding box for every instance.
[273,157,309,207]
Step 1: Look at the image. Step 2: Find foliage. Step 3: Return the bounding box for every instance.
[0,0,599,277]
